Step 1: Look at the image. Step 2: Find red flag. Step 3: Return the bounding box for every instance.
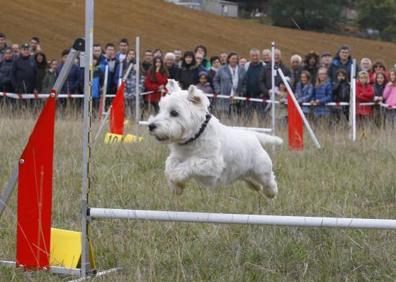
[110,82,125,135]
[288,93,304,151]
[16,95,56,269]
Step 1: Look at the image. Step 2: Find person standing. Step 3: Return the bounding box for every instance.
[245,48,264,120]
[34,52,48,93]
[213,52,246,117]
[328,45,357,84]
[178,51,200,90]
[11,43,37,93]
[0,32,9,62]
[56,49,81,94]
[0,47,14,92]
[144,56,168,113]
[42,59,58,94]
[164,52,180,80]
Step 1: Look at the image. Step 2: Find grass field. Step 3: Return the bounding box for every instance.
[0,103,396,281]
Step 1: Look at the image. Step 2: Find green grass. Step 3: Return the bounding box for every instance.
[0,103,396,281]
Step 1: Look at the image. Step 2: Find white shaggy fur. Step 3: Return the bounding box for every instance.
[147,80,283,198]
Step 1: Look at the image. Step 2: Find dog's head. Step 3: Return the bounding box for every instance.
[148,82,211,144]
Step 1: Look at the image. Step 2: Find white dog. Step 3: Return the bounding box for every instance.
[147,80,283,198]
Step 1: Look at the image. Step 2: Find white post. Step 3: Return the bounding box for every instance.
[100,65,109,117]
[81,0,94,277]
[135,36,140,124]
[271,42,276,135]
[351,59,356,141]
[278,68,321,149]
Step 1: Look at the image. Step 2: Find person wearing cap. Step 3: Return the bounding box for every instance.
[320,52,332,69]
[0,47,15,92]
[11,43,37,93]
[195,71,213,94]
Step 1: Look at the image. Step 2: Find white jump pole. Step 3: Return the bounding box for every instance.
[135,36,140,124]
[271,42,276,136]
[89,208,396,230]
[81,0,94,277]
[278,68,321,149]
[351,59,357,141]
[100,65,109,117]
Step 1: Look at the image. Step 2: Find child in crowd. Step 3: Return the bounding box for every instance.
[373,72,387,127]
[355,71,374,118]
[383,70,396,107]
[332,68,350,121]
[370,61,388,84]
[42,59,58,94]
[275,79,289,123]
[295,71,314,115]
[195,71,213,94]
[383,70,396,126]
[311,67,332,118]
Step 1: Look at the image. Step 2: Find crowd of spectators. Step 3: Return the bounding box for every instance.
[1,32,396,125]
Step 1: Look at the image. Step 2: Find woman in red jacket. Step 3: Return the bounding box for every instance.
[355,70,374,117]
[144,56,168,113]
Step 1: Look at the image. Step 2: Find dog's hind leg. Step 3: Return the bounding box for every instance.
[249,170,278,199]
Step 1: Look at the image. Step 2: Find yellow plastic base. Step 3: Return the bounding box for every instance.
[104,132,143,144]
[50,228,95,269]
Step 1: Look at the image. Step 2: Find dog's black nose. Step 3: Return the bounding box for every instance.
[148,123,157,132]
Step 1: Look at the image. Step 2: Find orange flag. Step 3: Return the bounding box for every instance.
[110,81,125,135]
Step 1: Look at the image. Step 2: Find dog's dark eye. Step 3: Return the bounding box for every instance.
[170,110,179,117]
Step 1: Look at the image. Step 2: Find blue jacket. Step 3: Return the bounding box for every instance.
[328,53,358,84]
[313,81,332,116]
[295,81,313,114]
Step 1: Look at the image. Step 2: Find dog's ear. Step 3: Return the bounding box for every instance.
[166,79,181,93]
[187,85,202,104]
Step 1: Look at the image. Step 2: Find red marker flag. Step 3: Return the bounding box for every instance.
[16,94,56,269]
[109,81,126,135]
[288,93,304,150]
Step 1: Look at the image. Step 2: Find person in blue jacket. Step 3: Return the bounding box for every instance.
[312,67,333,117]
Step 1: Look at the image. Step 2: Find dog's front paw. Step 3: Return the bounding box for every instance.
[168,180,185,195]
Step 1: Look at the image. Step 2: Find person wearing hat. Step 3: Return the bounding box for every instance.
[303,51,320,83]
[11,43,37,93]
[195,71,213,94]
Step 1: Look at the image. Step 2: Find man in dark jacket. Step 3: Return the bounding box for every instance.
[259,48,291,97]
[245,48,265,120]
[11,43,37,93]
[57,49,81,94]
[0,32,9,62]
[0,48,14,92]
[164,52,180,80]
[328,45,358,84]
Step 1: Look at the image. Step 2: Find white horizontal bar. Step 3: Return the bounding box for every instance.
[89,208,396,230]
[139,121,272,133]
[302,102,376,106]
[232,126,272,133]
[205,94,279,104]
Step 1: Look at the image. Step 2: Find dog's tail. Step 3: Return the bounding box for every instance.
[254,132,283,146]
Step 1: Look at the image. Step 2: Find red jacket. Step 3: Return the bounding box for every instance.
[144,72,168,103]
[355,80,374,116]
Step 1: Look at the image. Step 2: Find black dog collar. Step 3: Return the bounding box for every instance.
[179,114,212,145]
